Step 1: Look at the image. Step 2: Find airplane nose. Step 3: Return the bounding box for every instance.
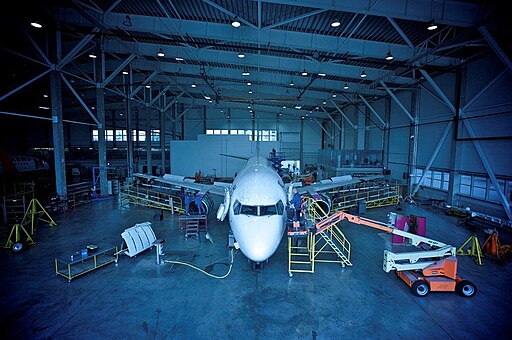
[236,218,283,262]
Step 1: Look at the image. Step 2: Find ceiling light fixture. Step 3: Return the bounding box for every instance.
[385,51,394,61]
[43,94,48,98]
[30,21,42,29]
[427,19,438,31]
[38,106,49,110]
[122,15,132,27]
[360,70,367,78]
[145,84,151,88]
[238,52,245,58]
[343,83,349,90]
[248,89,253,94]
[175,57,184,61]
[122,71,129,75]
[295,105,302,109]
[318,73,326,77]
[301,69,308,76]
[331,19,341,28]
[290,79,295,86]
[322,100,327,105]
[209,100,213,103]
[248,105,251,109]
[232,16,241,27]
[157,48,165,57]
[191,82,197,88]
[332,93,337,98]
[247,82,251,86]
[89,53,97,59]
[283,105,286,109]
[242,68,250,76]
[204,95,211,100]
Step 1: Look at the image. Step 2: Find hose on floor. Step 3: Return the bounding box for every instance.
[164,248,235,279]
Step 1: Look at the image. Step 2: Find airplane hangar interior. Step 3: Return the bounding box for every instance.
[1,0,511,338]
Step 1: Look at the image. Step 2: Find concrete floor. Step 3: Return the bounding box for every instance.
[1,198,511,339]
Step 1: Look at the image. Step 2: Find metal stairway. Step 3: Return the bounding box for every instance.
[313,207,352,267]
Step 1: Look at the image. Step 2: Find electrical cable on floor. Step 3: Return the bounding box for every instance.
[164,248,235,279]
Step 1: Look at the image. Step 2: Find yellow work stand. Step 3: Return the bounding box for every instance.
[55,246,118,282]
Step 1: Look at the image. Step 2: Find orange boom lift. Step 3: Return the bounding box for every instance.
[314,211,477,297]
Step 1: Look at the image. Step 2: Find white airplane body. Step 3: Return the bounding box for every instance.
[134,155,383,264]
[228,156,287,262]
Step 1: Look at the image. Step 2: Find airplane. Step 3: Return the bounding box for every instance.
[0,149,50,176]
[134,155,382,268]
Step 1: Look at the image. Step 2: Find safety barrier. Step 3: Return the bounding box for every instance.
[120,185,184,214]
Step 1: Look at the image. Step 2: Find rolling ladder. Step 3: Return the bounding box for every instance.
[288,201,352,277]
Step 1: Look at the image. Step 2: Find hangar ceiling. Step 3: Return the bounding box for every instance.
[1,0,507,121]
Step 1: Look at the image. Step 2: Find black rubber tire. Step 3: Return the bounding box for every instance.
[411,280,430,297]
[456,280,477,298]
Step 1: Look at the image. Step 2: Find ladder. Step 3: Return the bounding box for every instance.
[317,227,352,267]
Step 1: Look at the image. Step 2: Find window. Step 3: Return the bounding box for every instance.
[488,180,505,203]
[233,200,241,215]
[414,169,423,184]
[260,130,269,141]
[423,170,432,187]
[472,176,486,199]
[270,130,277,141]
[240,205,258,216]
[206,130,214,135]
[105,130,114,142]
[260,205,278,216]
[460,175,471,195]
[151,130,160,142]
[432,171,442,189]
[214,130,221,135]
[115,130,127,142]
[238,130,245,135]
[221,130,229,135]
[92,129,99,141]
[277,200,284,215]
[443,173,450,190]
[230,130,238,135]
[138,130,146,142]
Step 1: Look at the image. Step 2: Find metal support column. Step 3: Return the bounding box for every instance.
[50,69,67,200]
[160,95,166,174]
[408,90,419,195]
[125,70,134,177]
[383,97,391,169]
[95,47,108,196]
[300,118,304,166]
[146,105,152,175]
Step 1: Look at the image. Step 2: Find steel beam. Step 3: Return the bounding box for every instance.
[58,9,458,67]
[146,106,152,174]
[460,111,512,219]
[418,69,456,113]
[358,95,386,127]
[59,29,99,68]
[164,92,184,111]
[257,0,480,27]
[479,26,512,75]
[462,70,506,111]
[330,100,356,129]
[313,118,332,138]
[130,71,159,99]
[103,54,135,87]
[320,107,342,132]
[60,74,100,125]
[150,85,172,106]
[387,17,414,48]
[95,47,108,196]
[0,69,51,102]
[264,9,326,30]
[201,0,258,30]
[379,81,415,122]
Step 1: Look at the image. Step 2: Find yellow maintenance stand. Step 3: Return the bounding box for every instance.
[287,199,352,277]
[4,198,56,252]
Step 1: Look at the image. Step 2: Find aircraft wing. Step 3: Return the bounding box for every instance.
[297,174,384,196]
[135,173,227,196]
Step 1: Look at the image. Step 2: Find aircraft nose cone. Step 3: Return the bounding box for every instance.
[236,218,284,263]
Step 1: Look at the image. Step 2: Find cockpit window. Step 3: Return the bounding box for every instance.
[237,201,284,216]
[259,205,277,216]
[276,200,284,215]
[233,200,241,215]
[240,205,258,216]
